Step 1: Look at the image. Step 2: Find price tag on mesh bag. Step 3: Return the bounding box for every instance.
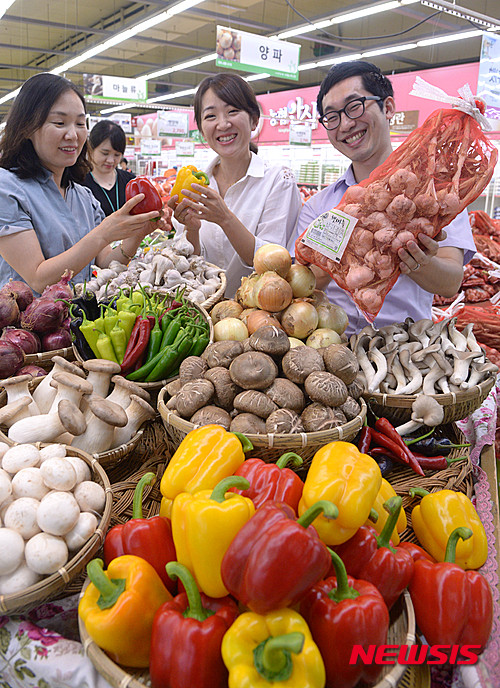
[301,209,358,263]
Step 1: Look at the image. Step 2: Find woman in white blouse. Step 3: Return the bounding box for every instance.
[169,73,302,297]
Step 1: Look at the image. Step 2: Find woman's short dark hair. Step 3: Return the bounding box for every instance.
[0,72,90,185]
[89,119,127,154]
[317,61,394,117]
[193,73,260,131]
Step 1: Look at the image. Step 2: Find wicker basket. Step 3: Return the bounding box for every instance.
[157,387,366,470]
[23,345,76,370]
[78,589,424,688]
[0,445,112,615]
[362,372,496,426]
[72,296,214,392]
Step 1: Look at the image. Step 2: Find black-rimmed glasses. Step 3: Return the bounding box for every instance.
[319,96,383,130]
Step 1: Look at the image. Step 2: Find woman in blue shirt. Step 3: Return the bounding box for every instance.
[0,73,159,293]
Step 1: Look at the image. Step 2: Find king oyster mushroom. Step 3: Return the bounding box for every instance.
[71,397,127,454]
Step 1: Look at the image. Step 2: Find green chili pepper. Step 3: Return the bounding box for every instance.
[145,334,193,382]
[189,334,210,358]
[144,315,163,364]
[95,330,119,363]
[126,328,185,382]
[109,322,127,364]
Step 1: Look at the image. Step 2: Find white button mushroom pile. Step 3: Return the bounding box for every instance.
[0,441,106,595]
[0,359,156,454]
[73,231,222,305]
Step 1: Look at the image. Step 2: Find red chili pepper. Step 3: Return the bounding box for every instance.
[375,418,425,476]
[221,500,336,614]
[103,473,177,594]
[150,562,239,688]
[230,452,304,512]
[368,446,399,460]
[412,452,465,471]
[409,527,493,653]
[371,428,424,477]
[125,176,163,215]
[120,306,152,375]
[300,550,390,688]
[333,496,414,610]
[358,426,373,454]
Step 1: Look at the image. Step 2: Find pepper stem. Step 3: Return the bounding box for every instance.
[327,549,360,602]
[375,496,402,552]
[253,632,305,682]
[368,508,379,523]
[166,562,214,621]
[276,452,303,470]
[210,476,250,502]
[232,431,253,453]
[132,472,156,519]
[86,559,126,610]
[409,487,430,499]
[444,527,473,563]
[296,500,338,529]
[404,427,435,445]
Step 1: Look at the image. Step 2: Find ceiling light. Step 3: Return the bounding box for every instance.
[421,0,500,31]
[0,0,15,20]
[144,53,217,81]
[362,42,417,58]
[417,29,482,46]
[147,87,197,104]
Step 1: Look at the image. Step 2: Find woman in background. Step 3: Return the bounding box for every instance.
[83,120,135,217]
[0,73,158,293]
[169,73,301,297]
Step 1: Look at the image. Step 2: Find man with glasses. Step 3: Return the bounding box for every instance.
[292,61,475,334]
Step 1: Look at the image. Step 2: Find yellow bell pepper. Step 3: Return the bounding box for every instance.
[298,441,382,546]
[160,425,251,517]
[409,487,488,569]
[170,164,209,203]
[222,608,325,688]
[172,476,255,597]
[78,555,171,668]
[365,478,407,545]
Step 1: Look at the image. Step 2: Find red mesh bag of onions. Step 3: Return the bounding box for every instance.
[295,79,498,322]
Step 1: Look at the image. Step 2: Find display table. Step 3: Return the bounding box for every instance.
[1,379,499,688]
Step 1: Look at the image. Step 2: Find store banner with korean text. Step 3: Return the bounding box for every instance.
[83,74,147,101]
[216,26,300,81]
[477,32,500,109]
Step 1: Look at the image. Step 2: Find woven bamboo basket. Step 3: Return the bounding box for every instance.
[0,376,152,469]
[78,588,424,688]
[0,445,112,615]
[72,295,214,393]
[362,372,496,426]
[23,345,76,370]
[157,387,366,470]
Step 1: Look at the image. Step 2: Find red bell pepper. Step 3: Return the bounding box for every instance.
[398,540,435,563]
[125,176,163,215]
[230,451,304,512]
[103,472,177,594]
[149,562,239,688]
[221,500,337,614]
[409,527,493,653]
[334,496,414,610]
[300,550,390,688]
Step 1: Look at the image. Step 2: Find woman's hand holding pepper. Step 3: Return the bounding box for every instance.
[168,194,202,233]
[98,194,161,244]
[177,184,234,229]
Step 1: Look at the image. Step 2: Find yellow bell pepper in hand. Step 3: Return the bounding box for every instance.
[78,555,171,668]
[170,164,209,204]
[298,441,382,546]
[409,487,488,569]
[172,476,255,597]
[222,608,325,688]
[365,478,407,545]
[160,425,251,517]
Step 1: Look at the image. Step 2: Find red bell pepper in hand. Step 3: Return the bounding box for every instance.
[103,472,177,594]
[301,550,390,688]
[149,562,239,688]
[230,451,304,512]
[334,496,414,610]
[409,527,493,653]
[125,176,163,215]
[221,500,337,614]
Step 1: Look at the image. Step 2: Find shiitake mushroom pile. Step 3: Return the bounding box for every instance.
[163,325,364,434]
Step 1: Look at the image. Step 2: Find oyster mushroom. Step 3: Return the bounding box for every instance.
[449,350,483,386]
[394,394,444,435]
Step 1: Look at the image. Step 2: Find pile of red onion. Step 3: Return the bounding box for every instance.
[0,270,74,378]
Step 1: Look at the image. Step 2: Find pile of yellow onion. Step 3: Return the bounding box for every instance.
[210,244,349,348]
